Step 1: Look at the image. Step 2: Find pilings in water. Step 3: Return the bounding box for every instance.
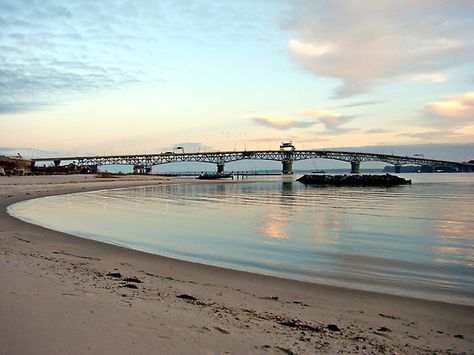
[282,160,293,174]
[217,163,225,174]
[133,164,152,174]
[350,161,360,174]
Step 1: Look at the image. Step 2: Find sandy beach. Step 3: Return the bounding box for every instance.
[0,175,473,354]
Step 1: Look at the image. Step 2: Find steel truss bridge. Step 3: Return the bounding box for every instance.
[32,149,474,174]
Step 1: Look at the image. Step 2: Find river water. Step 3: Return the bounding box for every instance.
[8,174,474,305]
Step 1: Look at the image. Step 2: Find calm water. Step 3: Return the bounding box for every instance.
[8,174,474,305]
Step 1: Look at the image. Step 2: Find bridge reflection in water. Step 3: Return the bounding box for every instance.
[32,149,474,174]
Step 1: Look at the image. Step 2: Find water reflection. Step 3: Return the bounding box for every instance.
[260,213,289,239]
[9,174,474,305]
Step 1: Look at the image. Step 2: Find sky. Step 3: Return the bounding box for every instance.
[1,0,473,158]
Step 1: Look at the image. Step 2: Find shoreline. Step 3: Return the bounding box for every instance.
[1,175,473,354]
[8,189,474,309]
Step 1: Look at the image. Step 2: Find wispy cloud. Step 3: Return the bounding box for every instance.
[284,1,474,97]
[301,107,355,133]
[399,130,462,141]
[0,1,162,114]
[337,101,384,109]
[250,114,315,130]
[425,92,474,119]
[405,72,447,83]
[366,128,388,134]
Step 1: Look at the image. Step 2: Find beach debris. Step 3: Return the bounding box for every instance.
[106,272,122,278]
[122,283,138,289]
[454,334,464,339]
[352,336,367,342]
[177,294,197,301]
[379,313,399,320]
[275,346,297,355]
[213,326,230,334]
[327,324,341,332]
[261,296,279,301]
[242,309,321,332]
[377,327,391,332]
[279,318,321,332]
[292,301,309,306]
[259,345,294,354]
[123,277,142,283]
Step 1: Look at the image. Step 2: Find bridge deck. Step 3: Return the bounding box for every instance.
[32,149,473,169]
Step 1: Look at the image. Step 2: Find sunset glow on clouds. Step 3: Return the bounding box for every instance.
[0,0,473,155]
[285,1,473,98]
[426,92,474,119]
[251,114,314,131]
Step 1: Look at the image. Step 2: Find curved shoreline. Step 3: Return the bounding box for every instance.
[8,182,474,307]
[1,175,473,354]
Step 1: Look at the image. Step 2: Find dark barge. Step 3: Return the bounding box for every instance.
[297,174,411,187]
[197,173,233,180]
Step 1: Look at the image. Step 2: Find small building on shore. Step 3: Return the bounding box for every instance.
[0,156,33,175]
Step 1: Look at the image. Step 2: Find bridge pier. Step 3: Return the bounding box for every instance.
[89,165,98,174]
[54,159,61,167]
[133,164,149,174]
[394,164,402,174]
[350,161,360,174]
[217,163,225,174]
[282,160,293,174]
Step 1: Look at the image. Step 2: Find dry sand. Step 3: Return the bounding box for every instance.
[0,175,473,354]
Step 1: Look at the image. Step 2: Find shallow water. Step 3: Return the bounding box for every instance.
[8,174,474,305]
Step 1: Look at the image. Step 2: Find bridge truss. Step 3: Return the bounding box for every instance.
[32,150,474,174]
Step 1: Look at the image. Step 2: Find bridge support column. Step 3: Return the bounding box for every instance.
[89,165,98,174]
[394,164,402,174]
[217,163,225,174]
[282,160,293,175]
[54,159,61,167]
[350,161,360,174]
[133,164,145,174]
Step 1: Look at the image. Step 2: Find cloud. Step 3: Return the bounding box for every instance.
[405,72,447,83]
[251,114,315,130]
[0,0,162,114]
[288,39,335,58]
[284,1,474,97]
[301,107,354,133]
[366,128,388,134]
[247,137,292,143]
[0,102,46,114]
[399,130,461,140]
[338,101,384,109]
[250,106,356,134]
[425,92,474,119]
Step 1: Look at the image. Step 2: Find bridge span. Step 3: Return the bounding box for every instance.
[32,149,474,174]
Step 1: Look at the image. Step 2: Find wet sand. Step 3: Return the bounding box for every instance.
[1,175,473,354]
